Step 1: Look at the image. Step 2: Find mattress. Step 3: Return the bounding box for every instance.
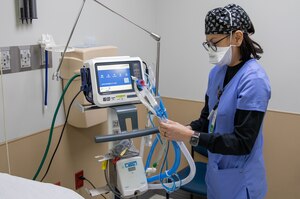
[0,173,84,199]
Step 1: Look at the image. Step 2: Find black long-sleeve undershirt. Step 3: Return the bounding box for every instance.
[189,61,265,155]
[190,95,264,155]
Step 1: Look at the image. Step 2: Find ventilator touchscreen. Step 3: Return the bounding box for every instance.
[81,56,145,107]
[97,63,133,93]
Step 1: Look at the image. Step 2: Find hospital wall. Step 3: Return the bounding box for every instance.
[0,0,157,142]
[157,0,300,114]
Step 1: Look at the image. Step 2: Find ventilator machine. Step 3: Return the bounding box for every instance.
[79,56,196,198]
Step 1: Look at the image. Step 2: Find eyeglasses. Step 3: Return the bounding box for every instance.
[202,35,230,52]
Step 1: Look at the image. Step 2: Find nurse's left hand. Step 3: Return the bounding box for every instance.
[159,119,194,142]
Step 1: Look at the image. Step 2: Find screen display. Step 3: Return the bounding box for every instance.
[97,63,133,93]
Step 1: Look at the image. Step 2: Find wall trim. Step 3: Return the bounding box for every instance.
[162,96,300,116]
[0,125,63,146]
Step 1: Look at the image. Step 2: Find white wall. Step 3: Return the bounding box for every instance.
[157,0,300,114]
[0,0,158,142]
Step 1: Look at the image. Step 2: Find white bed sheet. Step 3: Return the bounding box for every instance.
[0,173,84,199]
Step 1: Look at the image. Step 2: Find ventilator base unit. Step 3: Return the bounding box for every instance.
[116,156,148,198]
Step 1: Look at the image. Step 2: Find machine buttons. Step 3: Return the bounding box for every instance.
[127,94,137,98]
[103,97,111,101]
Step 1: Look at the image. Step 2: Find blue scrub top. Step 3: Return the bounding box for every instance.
[205,59,271,199]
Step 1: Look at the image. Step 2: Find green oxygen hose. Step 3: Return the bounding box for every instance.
[33,73,80,180]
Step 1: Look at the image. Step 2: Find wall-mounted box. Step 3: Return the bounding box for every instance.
[60,46,118,128]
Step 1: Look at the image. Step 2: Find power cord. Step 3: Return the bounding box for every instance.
[104,161,123,198]
[79,176,95,189]
[79,176,108,199]
[40,89,82,182]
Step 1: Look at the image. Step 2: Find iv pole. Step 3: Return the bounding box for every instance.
[52,0,87,81]
[93,0,161,96]
[53,0,161,96]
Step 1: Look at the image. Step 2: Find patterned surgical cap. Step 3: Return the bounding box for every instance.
[205,4,254,35]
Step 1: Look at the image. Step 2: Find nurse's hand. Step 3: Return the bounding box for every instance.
[159,119,194,142]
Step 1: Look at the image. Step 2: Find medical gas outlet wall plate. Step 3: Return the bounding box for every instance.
[82,56,145,107]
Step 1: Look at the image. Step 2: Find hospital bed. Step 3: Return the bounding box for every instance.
[0,172,84,199]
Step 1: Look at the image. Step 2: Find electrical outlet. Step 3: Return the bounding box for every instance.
[20,48,31,68]
[0,50,11,70]
[54,181,61,186]
[75,170,84,189]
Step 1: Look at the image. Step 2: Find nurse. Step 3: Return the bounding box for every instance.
[159,4,271,199]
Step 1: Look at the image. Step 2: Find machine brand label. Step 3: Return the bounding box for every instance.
[125,161,137,168]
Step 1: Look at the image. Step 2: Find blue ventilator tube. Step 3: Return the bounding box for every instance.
[146,136,181,183]
[142,89,181,183]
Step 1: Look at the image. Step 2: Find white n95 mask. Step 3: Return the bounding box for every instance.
[208,46,232,66]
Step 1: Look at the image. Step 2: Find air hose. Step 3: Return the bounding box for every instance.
[33,73,80,180]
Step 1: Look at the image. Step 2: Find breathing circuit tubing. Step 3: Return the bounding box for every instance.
[133,78,196,191]
[143,96,181,183]
[145,135,180,181]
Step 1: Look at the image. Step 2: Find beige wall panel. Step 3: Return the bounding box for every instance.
[263,111,300,199]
